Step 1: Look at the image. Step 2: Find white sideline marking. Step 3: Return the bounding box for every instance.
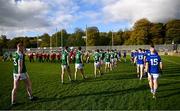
[160,78,180,82]
[162,57,180,65]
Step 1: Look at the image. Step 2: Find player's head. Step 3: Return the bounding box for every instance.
[17,42,24,53]
[150,45,155,53]
[65,46,68,51]
[78,46,81,51]
[138,48,142,52]
[107,49,109,52]
[143,49,145,52]
[96,49,99,52]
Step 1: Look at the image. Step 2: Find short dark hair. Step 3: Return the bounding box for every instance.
[78,46,81,51]
[96,49,99,52]
[150,44,155,48]
[139,48,142,51]
[65,46,68,50]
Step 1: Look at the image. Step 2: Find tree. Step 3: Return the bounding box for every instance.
[99,32,110,46]
[7,37,24,48]
[123,30,131,45]
[113,30,124,45]
[0,35,9,48]
[165,19,180,44]
[0,18,179,48]
[150,23,165,44]
[87,27,99,46]
[0,35,9,55]
[23,37,31,48]
[73,28,85,46]
[40,33,50,47]
[127,18,151,45]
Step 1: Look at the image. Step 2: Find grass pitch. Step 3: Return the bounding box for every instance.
[0,56,180,110]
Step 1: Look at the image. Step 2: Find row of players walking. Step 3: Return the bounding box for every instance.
[11,43,162,106]
[26,49,127,63]
[131,46,162,99]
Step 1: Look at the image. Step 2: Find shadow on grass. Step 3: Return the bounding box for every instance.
[158,91,180,98]
[70,74,138,84]
[163,69,180,75]
[33,80,180,104]
[33,84,148,104]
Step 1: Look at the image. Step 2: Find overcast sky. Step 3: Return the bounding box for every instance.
[0,0,180,38]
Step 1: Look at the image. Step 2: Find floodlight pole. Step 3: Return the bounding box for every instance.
[37,35,39,48]
[86,25,88,51]
[61,29,63,47]
[112,30,114,49]
[50,35,52,48]
[56,27,58,48]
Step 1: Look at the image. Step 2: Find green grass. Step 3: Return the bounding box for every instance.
[0,56,180,110]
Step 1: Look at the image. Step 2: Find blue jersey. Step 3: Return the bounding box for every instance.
[123,51,126,57]
[134,52,138,58]
[118,51,121,57]
[145,50,151,57]
[146,54,161,74]
[131,52,134,58]
[145,50,158,58]
[136,52,145,64]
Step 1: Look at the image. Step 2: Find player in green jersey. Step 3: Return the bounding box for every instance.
[11,43,34,106]
[93,49,102,78]
[104,49,111,72]
[110,50,115,70]
[61,46,72,84]
[74,47,86,80]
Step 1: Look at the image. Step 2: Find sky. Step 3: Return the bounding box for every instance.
[0,0,180,39]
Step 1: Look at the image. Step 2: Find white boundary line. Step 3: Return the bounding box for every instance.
[162,57,180,65]
[161,57,180,82]
[160,78,180,82]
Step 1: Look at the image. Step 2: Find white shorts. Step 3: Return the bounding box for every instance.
[105,62,110,65]
[61,65,69,69]
[100,60,104,65]
[114,58,117,62]
[94,62,100,68]
[148,73,159,80]
[137,64,144,68]
[75,63,83,69]
[111,59,114,63]
[13,73,28,80]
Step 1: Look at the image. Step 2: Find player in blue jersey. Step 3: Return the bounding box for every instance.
[114,49,118,67]
[134,48,145,80]
[145,45,162,99]
[131,50,136,64]
[117,50,121,62]
[123,50,127,62]
[145,49,151,57]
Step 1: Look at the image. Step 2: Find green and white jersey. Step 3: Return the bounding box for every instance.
[61,50,69,65]
[93,52,101,62]
[75,51,82,64]
[12,51,27,74]
[110,52,115,59]
[105,52,110,62]
[99,52,103,60]
[114,52,118,58]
